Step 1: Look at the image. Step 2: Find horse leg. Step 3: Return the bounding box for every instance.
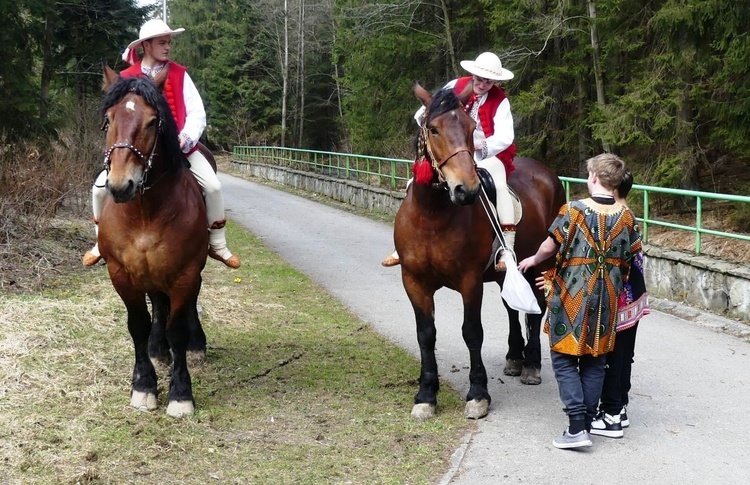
[520,313,543,385]
[148,291,172,371]
[122,292,159,412]
[502,301,524,377]
[186,287,207,365]
[461,285,490,419]
[164,295,197,418]
[404,278,439,420]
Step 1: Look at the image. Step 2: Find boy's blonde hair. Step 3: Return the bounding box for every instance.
[586,153,627,190]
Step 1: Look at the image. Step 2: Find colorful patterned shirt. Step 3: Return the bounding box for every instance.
[544,198,642,356]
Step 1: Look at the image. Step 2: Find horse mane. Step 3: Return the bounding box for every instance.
[100,76,185,172]
[425,88,462,124]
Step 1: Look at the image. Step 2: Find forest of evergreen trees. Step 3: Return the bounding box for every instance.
[2,0,749,194]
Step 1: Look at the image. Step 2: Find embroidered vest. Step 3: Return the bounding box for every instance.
[453,76,516,176]
[120,62,195,154]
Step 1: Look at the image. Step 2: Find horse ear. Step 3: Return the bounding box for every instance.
[414,81,432,107]
[457,79,474,104]
[153,63,170,89]
[102,61,119,92]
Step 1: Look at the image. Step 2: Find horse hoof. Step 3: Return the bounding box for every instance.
[166,400,195,418]
[465,399,489,419]
[130,390,158,411]
[503,358,523,376]
[411,403,436,420]
[520,367,542,385]
[187,349,207,366]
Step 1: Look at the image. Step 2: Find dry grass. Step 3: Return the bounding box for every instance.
[645,210,750,263]
[0,220,472,484]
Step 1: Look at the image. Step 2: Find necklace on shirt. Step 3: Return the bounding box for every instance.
[141,63,166,78]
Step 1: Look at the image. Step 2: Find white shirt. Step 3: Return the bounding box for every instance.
[414,78,514,162]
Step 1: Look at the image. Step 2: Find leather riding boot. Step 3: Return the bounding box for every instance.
[82,219,102,266]
[381,250,400,267]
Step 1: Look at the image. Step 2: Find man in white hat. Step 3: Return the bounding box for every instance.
[83,19,241,269]
[382,51,518,270]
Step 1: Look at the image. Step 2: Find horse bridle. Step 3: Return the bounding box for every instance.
[101,117,163,193]
[420,116,473,186]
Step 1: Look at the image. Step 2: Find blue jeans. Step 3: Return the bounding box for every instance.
[551,350,607,426]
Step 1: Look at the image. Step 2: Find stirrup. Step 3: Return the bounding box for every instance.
[494,248,515,272]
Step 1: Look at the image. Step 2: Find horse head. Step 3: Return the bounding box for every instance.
[414,81,480,205]
[100,63,183,203]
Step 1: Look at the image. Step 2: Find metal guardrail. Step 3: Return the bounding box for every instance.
[232,146,412,190]
[232,145,750,255]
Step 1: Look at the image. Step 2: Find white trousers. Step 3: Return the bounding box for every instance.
[91,149,231,257]
[477,156,514,225]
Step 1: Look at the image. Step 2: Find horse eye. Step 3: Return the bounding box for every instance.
[146,118,157,129]
[429,127,439,135]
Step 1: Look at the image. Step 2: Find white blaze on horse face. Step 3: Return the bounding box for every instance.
[126,101,136,111]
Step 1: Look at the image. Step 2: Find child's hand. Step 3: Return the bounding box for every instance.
[517,256,535,273]
[534,275,545,290]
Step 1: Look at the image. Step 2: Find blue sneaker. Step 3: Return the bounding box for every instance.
[553,428,592,449]
[620,406,629,428]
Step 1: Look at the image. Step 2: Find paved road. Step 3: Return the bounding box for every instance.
[220,173,750,485]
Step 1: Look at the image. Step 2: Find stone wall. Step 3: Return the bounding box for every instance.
[230,160,750,326]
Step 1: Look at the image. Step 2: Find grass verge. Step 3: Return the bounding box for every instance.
[0,221,473,484]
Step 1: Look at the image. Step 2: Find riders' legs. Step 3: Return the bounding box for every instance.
[187,151,238,265]
[493,164,515,227]
[85,170,108,260]
[381,178,414,267]
[495,167,516,259]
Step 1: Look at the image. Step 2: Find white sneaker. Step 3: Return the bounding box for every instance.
[620,406,629,428]
[590,411,624,438]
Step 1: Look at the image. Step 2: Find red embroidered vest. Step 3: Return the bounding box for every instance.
[120,62,196,154]
[453,76,516,177]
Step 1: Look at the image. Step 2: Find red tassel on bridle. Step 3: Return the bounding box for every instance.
[413,157,435,185]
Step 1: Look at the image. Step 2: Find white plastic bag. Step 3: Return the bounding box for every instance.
[501,262,542,314]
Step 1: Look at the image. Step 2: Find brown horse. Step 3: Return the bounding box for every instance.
[395,83,565,420]
[97,64,209,418]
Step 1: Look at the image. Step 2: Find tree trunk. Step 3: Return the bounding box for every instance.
[439,0,458,77]
[297,0,306,147]
[281,0,289,147]
[39,14,54,122]
[587,1,610,153]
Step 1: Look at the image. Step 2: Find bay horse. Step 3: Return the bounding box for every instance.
[97,64,209,418]
[395,83,565,420]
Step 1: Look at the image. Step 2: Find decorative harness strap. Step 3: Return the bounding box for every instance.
[101,118,163,193]
[419,119,472,186]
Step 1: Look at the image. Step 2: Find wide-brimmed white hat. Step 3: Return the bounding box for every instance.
[122,19,185,64]
[459,52,514,81]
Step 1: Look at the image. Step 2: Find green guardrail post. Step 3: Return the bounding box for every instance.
[642,191,649,244]
[696,196,702,254]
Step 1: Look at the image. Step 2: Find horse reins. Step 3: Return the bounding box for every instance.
[102,118,163,193]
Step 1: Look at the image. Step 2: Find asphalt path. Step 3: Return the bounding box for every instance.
[220,172,750,485]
